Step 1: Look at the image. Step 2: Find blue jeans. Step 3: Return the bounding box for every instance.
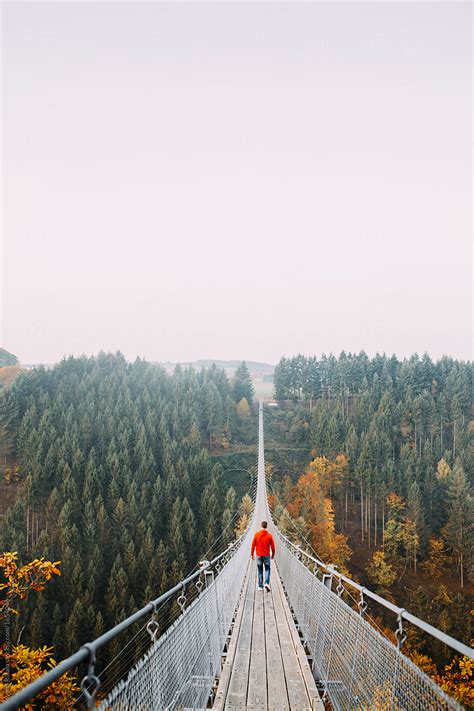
[257,556,271,587]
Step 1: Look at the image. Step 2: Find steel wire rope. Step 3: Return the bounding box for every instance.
[78,564,215,703]
[266,477,326,565]
[266,476,393,644]
[77,475,258,703]
[77,566,221,705]
[197,477,257,565]
[85,627,150,704]
[78,575,211,700]
[341,586,393,643]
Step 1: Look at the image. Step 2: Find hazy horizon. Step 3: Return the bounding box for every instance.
[6,348,474,368]
[2,2,472,365]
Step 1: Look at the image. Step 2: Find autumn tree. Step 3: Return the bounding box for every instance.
[286,467,351,567]
[235,494,253,537]
[236,397,251,420]
[383,494,405,566]
[0,645,78,706]
[0,553,77,706]
[434,656,474,707]
[367,551,396,596]
[0,553,61,627]
[232,362,254,406]
[421,538,448,579]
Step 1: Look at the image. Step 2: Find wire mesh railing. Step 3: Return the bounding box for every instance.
[97,530,252,711]
[275,533,469,711]
[3,402,470,711]
[0,528,253,711]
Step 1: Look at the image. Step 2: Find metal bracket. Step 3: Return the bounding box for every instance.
[204,568,215,588]
[177,589,187,613]
[322,572,333,590]
[146,602,160,643]
[395,609,407,649]
[80,643,101,710]
[358,587,368,617]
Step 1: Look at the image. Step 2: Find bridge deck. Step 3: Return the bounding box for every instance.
[213,562,323,711]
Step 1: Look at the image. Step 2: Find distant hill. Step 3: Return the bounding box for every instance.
[160,359,275,378]
[0,348,18,367]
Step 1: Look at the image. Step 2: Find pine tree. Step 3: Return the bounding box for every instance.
[442,461,473,587]
[232,362,254,406]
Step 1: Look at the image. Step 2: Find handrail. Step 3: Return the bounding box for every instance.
[0,535,245,711]
[277,530,474,660]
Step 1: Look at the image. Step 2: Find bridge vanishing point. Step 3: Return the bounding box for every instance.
[2,403,472,711]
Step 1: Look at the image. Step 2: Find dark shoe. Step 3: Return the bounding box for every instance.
[264,583,270,592]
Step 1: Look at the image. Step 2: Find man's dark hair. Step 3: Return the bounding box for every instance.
[261,521,267,528]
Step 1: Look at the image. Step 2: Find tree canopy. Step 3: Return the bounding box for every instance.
[0,353,248,664]
[0,348,18,367]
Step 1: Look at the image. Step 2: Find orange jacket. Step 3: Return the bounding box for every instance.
[251,529,275,557]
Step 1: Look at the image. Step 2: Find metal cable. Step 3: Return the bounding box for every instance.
[3,404,466,711]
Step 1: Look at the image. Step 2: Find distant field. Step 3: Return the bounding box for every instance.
[253,379,274,399]
[0,366,28,389]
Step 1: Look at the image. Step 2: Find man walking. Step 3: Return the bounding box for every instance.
[251,521,275,592]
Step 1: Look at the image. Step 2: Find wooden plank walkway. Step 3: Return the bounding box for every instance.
[213,562,324,711]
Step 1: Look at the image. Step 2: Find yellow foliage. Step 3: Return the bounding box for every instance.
[386,493,405,517]
[0,553,76,707]
[0,644,78,707]
[436,458,451,480]
[421,538,447,578]
[307,455,347,497]
[235,513,249,537]
[434,656,474,707]
[0,553,61,618]
[405,650,437,676]
[286,469,351,567]
[367,550,396,590]
[235,494,254,537]
[3,466,21,485]
[265,463,274,480]
[355,684,403,710]
[236,397,251,419]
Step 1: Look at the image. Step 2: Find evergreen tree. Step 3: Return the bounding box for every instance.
[232,362,254,406]
[0,347,19,366]
[442,461,473,587]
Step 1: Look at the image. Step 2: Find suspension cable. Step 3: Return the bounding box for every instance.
[76,474,258,703]
[266,477,326,565]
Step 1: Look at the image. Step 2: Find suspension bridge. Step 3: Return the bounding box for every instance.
[2,403,472,710]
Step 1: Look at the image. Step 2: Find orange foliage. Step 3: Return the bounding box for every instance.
[3,466,21,485]
[421,538,448,578]
[305,454,348,497]
[0,553,76,707]
[0,366,26,389]
[286,467,351,567]
[405,650,437,677]
[0,645,78,707]
[404,647,473,707]
[0,553,61,618]
[267,494,277,512]
[386,492,405,516]
[433,656,474,707]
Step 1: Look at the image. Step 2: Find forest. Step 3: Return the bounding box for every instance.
[0,350,472,705]
[0,354,256,676]
[269,352,472,700]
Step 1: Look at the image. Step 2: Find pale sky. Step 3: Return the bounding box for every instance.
[2,1,472,365]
